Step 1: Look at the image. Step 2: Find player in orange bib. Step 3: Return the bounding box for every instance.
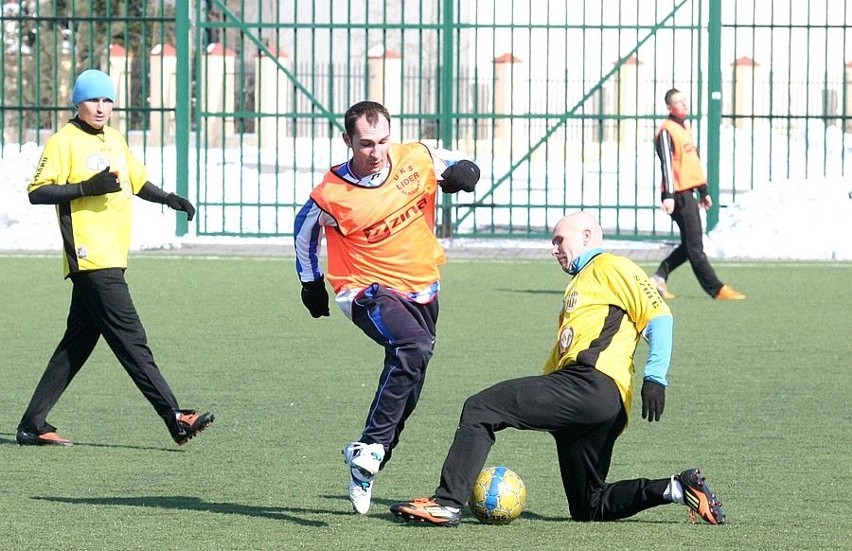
[650,88,745,301]
[293,101,480,515]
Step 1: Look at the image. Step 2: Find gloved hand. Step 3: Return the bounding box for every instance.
[301,277,330,318]
[79,166,121,196]
[166,193,196,221]
[439,160,480,193]
[641,379,666,422]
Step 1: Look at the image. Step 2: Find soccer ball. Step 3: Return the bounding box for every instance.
[468,466,527,525]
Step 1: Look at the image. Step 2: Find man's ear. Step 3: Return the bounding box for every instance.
[342,133,352,148]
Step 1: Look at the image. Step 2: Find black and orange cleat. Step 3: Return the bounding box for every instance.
[172,410,214,445]
[677,467,726,525]
[16,429,74,447]
[390,497,461,527]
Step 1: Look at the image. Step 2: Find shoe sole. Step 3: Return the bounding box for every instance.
[16,432,74,447]
[17,438,74,447]
[174,413,215,445]
[680,469,725,525]
[391,506,459,527]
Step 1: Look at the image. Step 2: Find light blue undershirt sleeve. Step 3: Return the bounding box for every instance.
[642,314,673,386]
[568,247,604,275]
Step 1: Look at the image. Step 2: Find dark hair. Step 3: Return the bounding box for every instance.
[344,101,391,136]
[664,88,681,106]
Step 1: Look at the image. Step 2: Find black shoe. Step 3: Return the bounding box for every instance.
[676,467,725,525]
[16,429,74,447]
[172,410,214,445]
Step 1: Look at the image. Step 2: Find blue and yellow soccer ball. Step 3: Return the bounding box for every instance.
[468,466,527,525]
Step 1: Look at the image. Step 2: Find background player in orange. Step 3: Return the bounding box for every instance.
[293,100,480,515]
[650,88,745,301]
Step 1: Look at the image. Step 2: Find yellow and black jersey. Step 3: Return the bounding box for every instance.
[543,253,671,409]
[29,120,148,276]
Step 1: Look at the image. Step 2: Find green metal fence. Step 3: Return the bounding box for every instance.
[2,0,849,239]
[1,1,178,175]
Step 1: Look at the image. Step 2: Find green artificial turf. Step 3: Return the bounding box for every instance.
[0,255,848,550]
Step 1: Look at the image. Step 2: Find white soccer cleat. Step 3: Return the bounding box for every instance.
[342,442,385,514]
[348,475,373,515]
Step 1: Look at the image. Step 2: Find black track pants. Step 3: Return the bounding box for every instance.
[433,366,669,520]
[350,284,439,466]
[655,190,724,297]
[19,269,180,434]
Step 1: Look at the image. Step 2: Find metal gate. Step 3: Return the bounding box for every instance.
[192,0,712,239]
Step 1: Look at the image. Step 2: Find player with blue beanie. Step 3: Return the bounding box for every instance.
[16,68,213,448]
[71,69,116,105]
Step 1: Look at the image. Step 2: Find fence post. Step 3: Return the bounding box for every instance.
[149,43,177,145]
[105,43,132,135]
[202,43,236,147]
[493,53,525,155]
[174,0,190,237]
[706,0,722,231]
[732,56,759,131]
[255,45,291,149]
[367,48,402,141]
[616,56,641,151]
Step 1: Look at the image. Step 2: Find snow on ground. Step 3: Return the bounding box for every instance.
[1,141,849,260]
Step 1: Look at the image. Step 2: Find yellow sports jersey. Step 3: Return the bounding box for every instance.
[29,121,148,276]
[311,142,446,294]
[543,253,671,410]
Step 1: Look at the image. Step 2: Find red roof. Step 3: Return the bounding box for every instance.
[257,44,288,58]
[493,53,523,63]
[206,43,236,56]
[733,56,759,67]
[150,43,176,56]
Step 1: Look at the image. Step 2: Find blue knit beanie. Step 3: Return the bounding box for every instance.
[72,69,115,105]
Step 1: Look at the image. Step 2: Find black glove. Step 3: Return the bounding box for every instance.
[166,193,196,221]
[640,379,666,422]
[79,167,121,197]
[301,278,330,318]
[439,160,480,193]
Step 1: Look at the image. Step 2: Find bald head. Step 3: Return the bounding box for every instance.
[551,212,603,273]
[553,212,603,247]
